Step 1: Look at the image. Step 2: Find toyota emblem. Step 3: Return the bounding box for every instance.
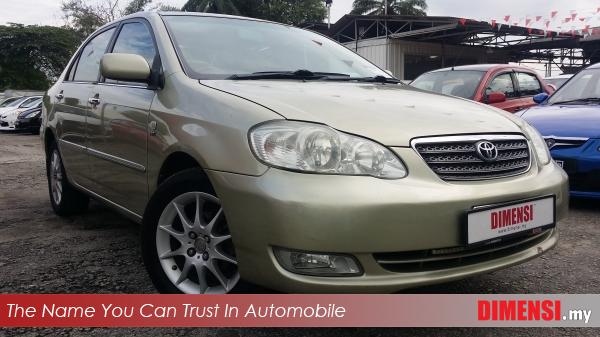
[475,141,498,162]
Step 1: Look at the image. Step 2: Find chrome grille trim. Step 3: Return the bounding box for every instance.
[411,134,532,181]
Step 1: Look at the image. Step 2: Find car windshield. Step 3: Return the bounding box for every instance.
[549,68,600,105]
[21,98,41,109]
[410,70,485,99]
[545,77,569,88]
[0,97,21,107]
[162,15,389,80]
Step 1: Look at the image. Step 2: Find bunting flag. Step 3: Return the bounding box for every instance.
[536,15,542,22]
[459,18,467,26]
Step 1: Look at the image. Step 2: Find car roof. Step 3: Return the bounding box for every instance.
[545,74,572,79]
[587,62,600,69]
[428,64,536,73]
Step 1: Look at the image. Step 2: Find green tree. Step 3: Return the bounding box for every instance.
[0,24,80,90]
[181,0,327,25]
[351,0,427,16]
[123,0,153,14]
[182,0,240,14]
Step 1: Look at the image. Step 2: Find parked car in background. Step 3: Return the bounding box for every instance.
[0,96,35,115]
[0,96,23,108]
[43,12,567,295]
[14,101,43,134]
[544,74,573,90]
[0,96,42,131]
[410,64,554,113]
[520,63,600,199]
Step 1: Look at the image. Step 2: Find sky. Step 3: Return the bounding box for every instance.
[1,0,600,27]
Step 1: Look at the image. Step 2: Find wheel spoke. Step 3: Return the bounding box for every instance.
[158,225,185,241]
[176,261,192,285]
[212,249,237,265]
[205,208,224,235]
[159,249,183,260]
[194,264,209,293]
[207,260,229,290]
[56,180,63,194]
[173,202,193,230]
[194,194,205,227]
[211,234,231,246]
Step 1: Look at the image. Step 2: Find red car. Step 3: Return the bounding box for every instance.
[410,64,554,113]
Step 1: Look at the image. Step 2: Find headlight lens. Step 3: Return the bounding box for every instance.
[249,120,407,179]
[522,122,550,165]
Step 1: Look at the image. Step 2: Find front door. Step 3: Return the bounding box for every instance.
[86,20,159,215]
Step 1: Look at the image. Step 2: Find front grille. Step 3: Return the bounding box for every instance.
[374,230,552,273]
[413,135,531,181]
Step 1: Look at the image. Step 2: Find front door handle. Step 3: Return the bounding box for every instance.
[88,97,100,106]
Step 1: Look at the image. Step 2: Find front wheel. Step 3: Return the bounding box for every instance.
[142,169,240,294]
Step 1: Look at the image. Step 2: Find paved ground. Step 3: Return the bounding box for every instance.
[0,132,599,336]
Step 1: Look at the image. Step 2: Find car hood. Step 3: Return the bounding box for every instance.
[201,80,523,146]
[520,104,600,139]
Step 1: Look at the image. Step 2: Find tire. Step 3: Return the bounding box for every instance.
[46,142,90,215]
[142,168,241,294]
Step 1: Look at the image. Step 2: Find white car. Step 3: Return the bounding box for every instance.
[0,96,42,130]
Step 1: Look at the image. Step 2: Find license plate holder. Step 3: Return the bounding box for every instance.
[464,195,556,247]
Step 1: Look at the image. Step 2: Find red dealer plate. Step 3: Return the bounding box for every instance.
[465,195,556,246]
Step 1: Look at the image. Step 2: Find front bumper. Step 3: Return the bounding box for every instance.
[551,138,600,198]
[208,147,569,293]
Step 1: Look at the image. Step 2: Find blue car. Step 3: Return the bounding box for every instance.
[519,63,600,199]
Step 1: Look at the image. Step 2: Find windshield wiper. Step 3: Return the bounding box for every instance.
[227,69,351,80]
[552,97,600,105]
[350,75,401,84]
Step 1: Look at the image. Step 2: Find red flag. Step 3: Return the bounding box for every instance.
[551,11,558,19]
[459,18,467,26]
[545,20,550,29]
[583,25,590,34]
[491,19,497,28]
[536,16,542,22]
[597,7,600,13]
[565,17,571,23]
[526,18,532,26]
[504,15,511,22]
[570,11,577,21]
[579,17,586,22]
[527,27,533,34]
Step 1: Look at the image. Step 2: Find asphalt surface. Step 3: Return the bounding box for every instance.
[1,132,599,337]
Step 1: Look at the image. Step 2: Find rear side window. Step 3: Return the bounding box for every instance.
[111,22,157,66]
[73,28,115,82]
[488,73,517,99]
[516,72,543,96]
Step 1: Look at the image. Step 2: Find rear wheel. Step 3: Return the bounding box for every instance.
[47,142,89,215]
[142,169,240,294]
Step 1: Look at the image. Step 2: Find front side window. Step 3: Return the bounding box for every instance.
[73,28,115,82]
[516,72,543,96]
[487,73,517,99]
[411,70,485,99]
[111,22,157,66]
[162,16,388,80]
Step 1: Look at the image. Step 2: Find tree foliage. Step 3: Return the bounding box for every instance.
[182,0,327,26]
[0,24,80,90]
[351,0,427,16]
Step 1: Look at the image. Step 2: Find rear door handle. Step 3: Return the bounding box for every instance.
[88,97,100,106]
[55,91,64,100]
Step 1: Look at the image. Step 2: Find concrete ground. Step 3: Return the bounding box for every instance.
[0,132,598,336]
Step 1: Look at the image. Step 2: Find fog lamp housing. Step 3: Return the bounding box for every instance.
[273,247,362,276]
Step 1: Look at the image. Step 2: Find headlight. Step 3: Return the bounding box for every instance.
[522,122,551,165]
[249,120,407,179]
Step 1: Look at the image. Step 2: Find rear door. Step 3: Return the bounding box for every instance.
[52,27,116,188]
[87,19,159,215]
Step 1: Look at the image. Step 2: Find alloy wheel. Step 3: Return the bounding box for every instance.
[156,192,239,294]
[50,150,63,205]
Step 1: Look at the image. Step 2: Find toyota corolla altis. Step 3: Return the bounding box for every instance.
[42,12,568,294]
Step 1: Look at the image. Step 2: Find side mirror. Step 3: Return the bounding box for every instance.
[533,92,549,104]
[487,91,507,104]
[100,53,151,82]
